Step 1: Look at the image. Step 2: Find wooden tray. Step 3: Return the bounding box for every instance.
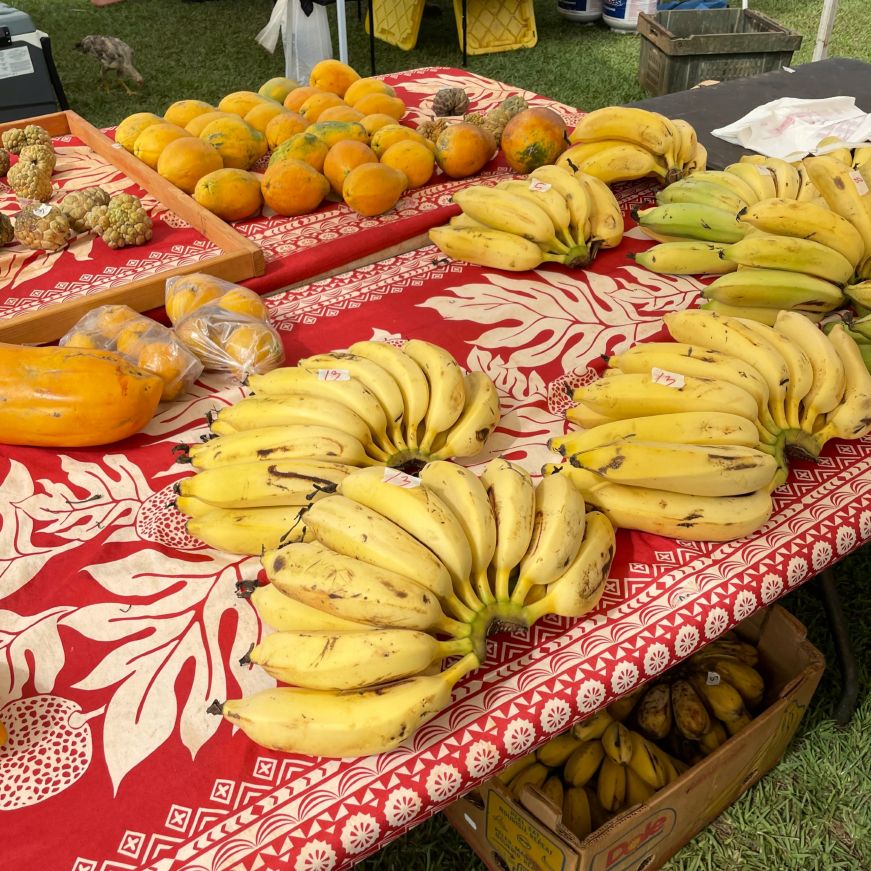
[0,110,265,345]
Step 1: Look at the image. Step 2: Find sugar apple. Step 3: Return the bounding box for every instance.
[59,186,110,233]
[416,117,451,143]
[14,203,71,251]
[0,213,12,245]
[1,128,26,154]
[483,108,512,142]
[464,112,486,126]
[19,143,55,173]
[0,147,9,176]
[87,193,153,249]
[432,87,469,117]
[500,95,529,119]
[7,156,52,202]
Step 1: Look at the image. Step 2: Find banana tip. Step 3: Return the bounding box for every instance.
[235,579,260,599]
[206,699,225,716]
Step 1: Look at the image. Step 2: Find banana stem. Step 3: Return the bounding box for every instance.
[473,569,495,606]
[440,637,474,659]
[522,593,556,627]
[493,565,512,604]
[441,651,481,687]
[444,592,478,624]
[437,614,475,639]
[509,574,534,605]
[548,236,571,255]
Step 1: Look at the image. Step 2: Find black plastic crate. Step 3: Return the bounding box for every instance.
[638,8,802,96]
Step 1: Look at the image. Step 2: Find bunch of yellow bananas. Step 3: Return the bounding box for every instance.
[203,458,616,757]
[545,308,871,540]
[173,339,502,554]
[429,165,624,272]
[631,149,871,325]
[562,107,703,185]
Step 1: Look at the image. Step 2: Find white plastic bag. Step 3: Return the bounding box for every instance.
[256,0,333,84]
[711,96,871,162]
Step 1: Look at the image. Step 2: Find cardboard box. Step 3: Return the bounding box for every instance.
[444,606,824,871]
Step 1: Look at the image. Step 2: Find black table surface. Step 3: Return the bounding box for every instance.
[631,57,871,169]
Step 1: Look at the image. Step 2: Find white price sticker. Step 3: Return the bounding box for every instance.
[756,165,772,176]
[529,179,551,192]
[706,671,721,686]
[316,368,350,382]
[33,204,52,217]
[849,169,869,196]
[112,142,123,149]
[383,468,421,488]
[651,367,686,389]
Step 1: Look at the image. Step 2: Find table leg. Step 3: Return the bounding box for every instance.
[462,0,467,66]
[368,0,376,75]
[818,567,859,726]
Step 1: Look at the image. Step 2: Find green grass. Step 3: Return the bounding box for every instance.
[12,1,871,867]
[15,0,871,127]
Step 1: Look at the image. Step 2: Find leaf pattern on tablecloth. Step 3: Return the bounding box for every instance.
[63,554,272,791]
[0,606,75,701]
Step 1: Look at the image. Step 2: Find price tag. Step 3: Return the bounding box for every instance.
[33,203,52,217]
[756,165,772,176]
[383,468,421,488]
[316,368,350,382]
[112,142,123,149]
[706,671,721,686]
[529,179,551,192]
[651,367,685,389]
[849,169,869,195]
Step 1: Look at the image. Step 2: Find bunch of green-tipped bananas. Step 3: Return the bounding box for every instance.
[173,339,502,554]
[560,107,704,186]
[825,289,871,373]
[428,165,624,272]
[205,459,617,757]
[624,635,765,766]
[498,711,686,839]
[545,308,871,541]
[496,630,765,838]
[630,151,871,324]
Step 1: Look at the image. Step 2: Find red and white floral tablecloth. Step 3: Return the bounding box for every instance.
[3,177,869,871]
[0,68,580,328]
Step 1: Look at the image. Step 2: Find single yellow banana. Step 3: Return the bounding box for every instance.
[537,732,583,767]
[184,424,374,470]
[774,310,846,429]
[576,171,624,248]
[176,459,351,509]
[725,162,777,201]
[521,511,615,624]
[634,202,749,244]
[247,582,373,632]
[673,118,698,173]
[562,786,593,841]
[688,672,747,724]
[540,776,565,810]
[402,339,466,454]
[558,139,626,170]
[419,460,497,607]
[597,756,628,813]
[573,371,759,423]
[509,761,550,800]
[722,233,855,285]
[497,752,538,784]
[262,541,469,636]
[689,169,759,205]
[550,411,760,457]
[703,657,765,708]
[670,679,712,740]
[564,739,606,787]
[576,143,667,184]
[700,300,823,326]
[627,732,668,789]
[625,765,657,806]
[572,708,614,741]
[702,267,845,313]
[243,627,471,690]
[430,371,500,460]
[497,178,575,247]
[813,323,871,445]
[549,463,773,542]
[510,472,587,604]
[570,106,676,157]
[630,240,737,275]
[816,135,853,166]
[657,178,747,212]
[758,157,801,198]
[480,458,536,603]
[635,683,672,740]
[601,720,634,765]
[213,651,479,757]
[175,494,218,518]
[208,394,374,446]
[187,505,309,555]
[698,718,729,755]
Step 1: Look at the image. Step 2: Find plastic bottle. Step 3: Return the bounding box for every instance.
[602,0,658,32]
[557,0,603,23]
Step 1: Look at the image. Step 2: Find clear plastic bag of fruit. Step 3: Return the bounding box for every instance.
[174,305,285,379]
[164,272,269,326]
[59,304,204,402]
